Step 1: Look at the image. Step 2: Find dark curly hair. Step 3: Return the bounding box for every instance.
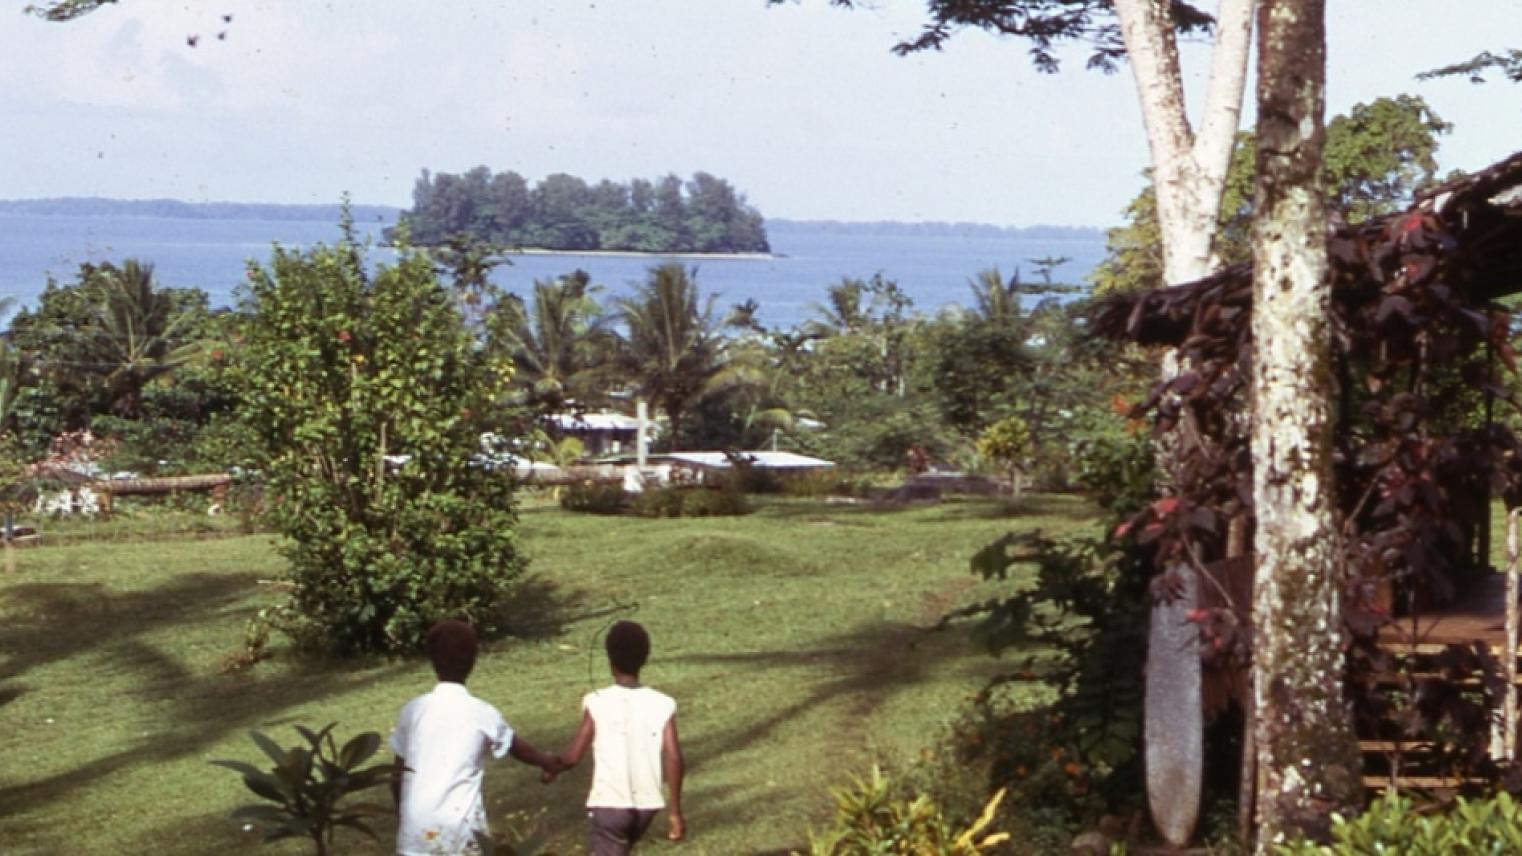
[605,620,651,676]
[426,619,478,683]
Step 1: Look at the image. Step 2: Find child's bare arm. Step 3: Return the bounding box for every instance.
[662,716,686,841]
[507,735,561,773]
[559,710,596,768]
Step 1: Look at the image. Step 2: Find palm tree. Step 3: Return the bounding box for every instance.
[497,270,615,413]
[805,277,870,338]
[615,263,729,445]
[968,266,1023,325]
[82,260,199,417]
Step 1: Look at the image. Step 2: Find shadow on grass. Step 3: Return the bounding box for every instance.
[494,572,590,640]
[504,619,983,849]
[0,572,405,824]
[0,567,595,832]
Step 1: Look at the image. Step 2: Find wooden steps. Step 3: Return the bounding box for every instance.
[1363,775,1489,791]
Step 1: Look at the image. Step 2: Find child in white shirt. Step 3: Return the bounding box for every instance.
[390,620,560,855]
[552,620,686,855]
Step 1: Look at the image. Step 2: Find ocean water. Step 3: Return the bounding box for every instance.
[0,213,1108,329]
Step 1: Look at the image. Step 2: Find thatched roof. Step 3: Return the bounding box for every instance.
[1093,149,1522,346]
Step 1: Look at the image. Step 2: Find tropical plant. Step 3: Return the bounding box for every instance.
[967,267,1023,325]
[807,277,872,338]
[496,270,615,415]
[79,259,202,417]
[235,220,524,654]
[801,765,1010,855]
[977,415,1033,504]
[615,263,730,444]
[1276,791,1522,855]
[211,723,399,856]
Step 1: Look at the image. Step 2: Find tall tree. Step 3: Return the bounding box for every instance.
[496,270,614,415]
[0,298,26,435]
[615,263,728,444]
[1113,0,1254,285]
[806,277,870,338]
[82,260,200,418]
[1249,0,1359,847]
[1095,94,1452,294]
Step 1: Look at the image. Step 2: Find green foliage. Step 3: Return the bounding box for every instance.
[1420,48,1522,84]
[1065,408,1157,515]
[976,415,1032,473]
[495,269,617,416]
[792,396,960,471]
[23,0,115,20]
[778,468,878,499]
[559,481,627,514]
[396,166,769,253]
[1275,791,1522,855]
[854,0,1214,74]
[6,261,214,449]
[616,263,735,444]
[802,765,1010,856]
[210,723,398,856]
[631,484,749,518]
[934,530,1151,839]
[928,317,1032,435]
[235,229,524,654]
[1325,94,1452,224]
[1094,94,1451,293]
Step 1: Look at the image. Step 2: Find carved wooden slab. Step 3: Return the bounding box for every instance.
[1145,564,1203,846]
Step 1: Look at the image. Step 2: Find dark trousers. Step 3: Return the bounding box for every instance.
[587,807,659,856]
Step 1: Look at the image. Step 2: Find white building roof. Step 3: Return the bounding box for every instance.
[550,411,643,432]
[659,451,835,470]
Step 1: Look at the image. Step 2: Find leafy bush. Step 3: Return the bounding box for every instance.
[779,469,877,499]
[916,530,1150,849]
[1275,791,1522,855]
[631,484,748,518]
[559,481,627,514]
[236,223,524,654]
[677,484,749,517]
[1065,406,1156,516]
[211,723,398,856]
[802,765,1010,855]
[630,485,686,518]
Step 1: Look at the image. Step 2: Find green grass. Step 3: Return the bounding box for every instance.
[0,494,1099,855]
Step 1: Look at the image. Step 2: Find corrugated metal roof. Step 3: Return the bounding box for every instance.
[658,451,835,469]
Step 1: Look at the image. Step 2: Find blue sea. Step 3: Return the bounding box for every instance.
[0,212,1108,329]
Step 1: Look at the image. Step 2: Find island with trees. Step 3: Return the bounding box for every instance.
[391,167,771,255]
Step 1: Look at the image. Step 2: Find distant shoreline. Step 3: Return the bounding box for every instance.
[507,247,774,261]
[0,197,1107,241]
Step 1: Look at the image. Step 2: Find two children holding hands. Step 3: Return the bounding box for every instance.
[389,619,684,856]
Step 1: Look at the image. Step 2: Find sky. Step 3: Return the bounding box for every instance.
[2,1,1520,228]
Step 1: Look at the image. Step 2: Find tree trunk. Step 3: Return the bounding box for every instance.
[1250,0,1361,849]
[1113,0,1253,286]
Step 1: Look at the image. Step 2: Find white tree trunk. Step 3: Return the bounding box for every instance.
[1114,0,1254,285]
[1249,0,1360,849]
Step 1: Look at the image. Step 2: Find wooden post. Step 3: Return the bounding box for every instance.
[1502,507,1521,761]
[636,399,648,470]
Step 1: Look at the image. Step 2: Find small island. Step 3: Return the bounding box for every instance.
[392,166,771,255]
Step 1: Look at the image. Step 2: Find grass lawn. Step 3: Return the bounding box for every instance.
[0,494,1100,855]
